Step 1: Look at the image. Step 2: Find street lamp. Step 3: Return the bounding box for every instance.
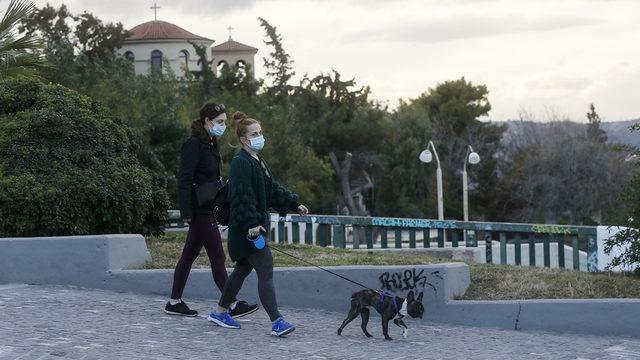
[463,145,480,222]
[419,141,444,221]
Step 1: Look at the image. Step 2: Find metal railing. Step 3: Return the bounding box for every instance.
[166,212,599,272]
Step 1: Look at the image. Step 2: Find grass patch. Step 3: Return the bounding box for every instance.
[143,232,640,300]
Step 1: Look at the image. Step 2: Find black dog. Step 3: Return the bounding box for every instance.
[337,289,424,340]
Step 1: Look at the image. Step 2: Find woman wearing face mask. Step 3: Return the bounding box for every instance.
[165,103,258,319]
[207,111,309,337]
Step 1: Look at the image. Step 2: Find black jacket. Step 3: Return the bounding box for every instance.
[178,135,222,220]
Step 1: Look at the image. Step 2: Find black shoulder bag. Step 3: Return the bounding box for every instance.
[194,179,224,207]
[194,150,227,213]
[213,182,230,226]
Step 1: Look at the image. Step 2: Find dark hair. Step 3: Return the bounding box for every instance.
[233,111,259,140]
[200,102,226,122]
[191,102,225,143]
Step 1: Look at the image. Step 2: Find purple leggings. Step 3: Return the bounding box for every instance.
[170,215,229,299]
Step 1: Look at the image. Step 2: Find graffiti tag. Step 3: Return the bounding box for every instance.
[530,224,576,235]
[379,268,429,292]
[379,268,441,295]
[371,218,457,229]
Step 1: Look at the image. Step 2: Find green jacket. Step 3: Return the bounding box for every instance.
[227,149,299,261]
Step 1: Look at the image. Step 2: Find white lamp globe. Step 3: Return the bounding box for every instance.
[468,152,480,165]
[419,149,433,163]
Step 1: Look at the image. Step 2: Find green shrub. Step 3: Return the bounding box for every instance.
[604,123,640,272]
[0,79,168,236]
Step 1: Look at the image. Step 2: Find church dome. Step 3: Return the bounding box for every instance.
[125,20,212,42]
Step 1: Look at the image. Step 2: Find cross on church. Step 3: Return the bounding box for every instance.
[227,26,234,40]
[150,3,160,21]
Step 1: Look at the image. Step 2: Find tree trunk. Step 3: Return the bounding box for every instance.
[330,152,374,245]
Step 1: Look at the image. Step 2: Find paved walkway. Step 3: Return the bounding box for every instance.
[1,284,639,360]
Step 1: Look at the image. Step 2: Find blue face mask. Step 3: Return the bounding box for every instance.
[248,135,265,151]
[210,123,226,137]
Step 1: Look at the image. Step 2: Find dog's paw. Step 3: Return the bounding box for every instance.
[384,336,393,341]
[402,329,408,339]
[337,329,342,336]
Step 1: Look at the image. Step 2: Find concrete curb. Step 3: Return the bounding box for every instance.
[0,234,151,285]
[432,298,640,338]
[105,264,467,314]
[1,234,639,338]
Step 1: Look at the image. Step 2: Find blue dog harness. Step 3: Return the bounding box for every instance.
[376,291,405,319]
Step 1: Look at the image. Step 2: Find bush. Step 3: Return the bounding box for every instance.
[0,79,168,236]
[605,122,640,272]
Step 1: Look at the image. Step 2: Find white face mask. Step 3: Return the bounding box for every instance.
[247,135,265,151]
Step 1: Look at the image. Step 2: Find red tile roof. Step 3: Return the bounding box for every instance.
[211,40,258,53]
[126,20,212,42]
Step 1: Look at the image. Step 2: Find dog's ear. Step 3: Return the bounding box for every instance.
[407,290,415,302]
[417,292,424,301]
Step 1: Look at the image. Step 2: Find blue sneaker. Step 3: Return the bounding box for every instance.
[271,317,295,337]
[207,311,240,329]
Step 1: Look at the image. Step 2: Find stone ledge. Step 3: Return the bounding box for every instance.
[2,234,639,338]
[105,263,468,313]
[0,234,150,286]
[430,298,640,338]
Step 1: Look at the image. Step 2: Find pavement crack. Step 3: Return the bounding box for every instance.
[514,301,522,331]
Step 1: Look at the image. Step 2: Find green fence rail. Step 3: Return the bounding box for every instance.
[166,212,599,272]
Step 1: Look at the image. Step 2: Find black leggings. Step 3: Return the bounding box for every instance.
[170,215,229,300]
[219,247,281,321]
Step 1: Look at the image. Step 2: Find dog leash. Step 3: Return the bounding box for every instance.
[267,245,376,291]
[269,244,440,296]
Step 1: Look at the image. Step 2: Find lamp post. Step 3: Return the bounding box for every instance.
[463,145,480,222]
[419,141,444,221]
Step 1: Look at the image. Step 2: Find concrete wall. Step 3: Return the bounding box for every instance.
[0,234,467,310]
[119,40,213,77]
[105,263,468,314]
[0,234,150,286]
[433,298,640,338]
[596,226,634,271]
[1,234,639,338]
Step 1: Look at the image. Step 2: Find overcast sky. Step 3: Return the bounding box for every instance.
[30,0,640,122]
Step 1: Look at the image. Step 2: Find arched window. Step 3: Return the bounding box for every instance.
[178,50,189,67]
[151,50,163,71]
[124,51,135,62]
[235,60,247,78]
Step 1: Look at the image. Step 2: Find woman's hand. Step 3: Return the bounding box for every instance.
[298,205,309,216]
[248,225,266,237]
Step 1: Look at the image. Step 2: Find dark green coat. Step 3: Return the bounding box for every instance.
[227,149,299,261]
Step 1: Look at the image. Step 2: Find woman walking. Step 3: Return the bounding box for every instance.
[165,103,257,318]
[207,111,309,337]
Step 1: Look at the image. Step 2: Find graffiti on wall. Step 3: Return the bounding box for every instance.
[378,268,441,294]
[371,218,457,229]
[530,224,577,235]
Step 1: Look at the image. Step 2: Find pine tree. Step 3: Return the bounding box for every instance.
[586,103,608,143]
[257,17,294,102]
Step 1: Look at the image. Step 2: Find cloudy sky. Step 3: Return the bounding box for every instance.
[31,0,640,122]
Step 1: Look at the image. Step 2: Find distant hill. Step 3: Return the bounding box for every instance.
[500,119,639,148]
[601,120,640,148]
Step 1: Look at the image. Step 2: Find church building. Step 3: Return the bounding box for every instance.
[119,5,257,78]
